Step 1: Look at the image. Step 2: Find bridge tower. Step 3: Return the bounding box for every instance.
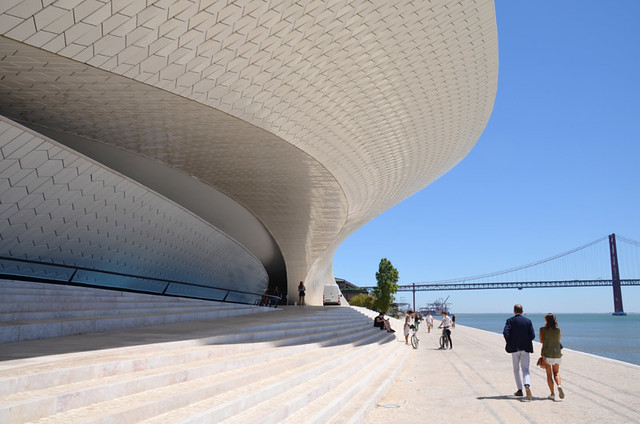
[609,233,626,316]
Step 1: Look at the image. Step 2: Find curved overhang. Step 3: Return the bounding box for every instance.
[0,117,270,297]
[0,1,498,304]
[12,121,290,288]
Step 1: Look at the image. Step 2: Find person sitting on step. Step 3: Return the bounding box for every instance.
[374,312,395,332]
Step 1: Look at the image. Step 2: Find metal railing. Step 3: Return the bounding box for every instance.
[0,256,280,308]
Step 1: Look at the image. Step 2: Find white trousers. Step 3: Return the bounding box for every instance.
[511,350,531,390]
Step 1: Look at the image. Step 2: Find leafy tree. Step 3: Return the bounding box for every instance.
[348,293,375,309]
[372,258,399,313]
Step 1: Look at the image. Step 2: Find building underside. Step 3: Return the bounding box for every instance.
[0,1,498,305]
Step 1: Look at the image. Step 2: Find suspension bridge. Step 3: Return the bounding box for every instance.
[353,234,640,316]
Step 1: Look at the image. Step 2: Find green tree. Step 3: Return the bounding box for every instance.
[372,258,399,313]
[348,293,375,309]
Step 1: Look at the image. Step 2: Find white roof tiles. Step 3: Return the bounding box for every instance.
[0,0,498,304]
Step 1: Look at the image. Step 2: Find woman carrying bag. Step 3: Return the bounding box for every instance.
[539,313,565,401]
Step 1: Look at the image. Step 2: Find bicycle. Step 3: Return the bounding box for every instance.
[409,319,421,349]
[439,327,451,350]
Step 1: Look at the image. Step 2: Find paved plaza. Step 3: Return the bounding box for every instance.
[364,320,640,424]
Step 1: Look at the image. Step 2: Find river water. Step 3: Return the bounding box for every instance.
[454,313,640,366]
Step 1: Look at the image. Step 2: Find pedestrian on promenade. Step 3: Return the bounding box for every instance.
[404,310,418,345]
[298,281,306,308]
[503,304,535,400]
[540,313,564,401]
[452,314,456,328]
[426,313,434,333]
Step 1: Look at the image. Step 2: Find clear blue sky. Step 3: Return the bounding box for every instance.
[333,1,640,314]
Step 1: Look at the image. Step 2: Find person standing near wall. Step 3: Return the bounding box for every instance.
[298,281,306,308]
[503,304,535,401]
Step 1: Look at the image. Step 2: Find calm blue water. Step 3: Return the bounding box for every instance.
[455,313,640,366]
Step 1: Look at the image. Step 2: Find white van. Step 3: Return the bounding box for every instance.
[323,284,342,306]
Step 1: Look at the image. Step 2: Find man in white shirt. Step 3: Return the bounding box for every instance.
[438,311,453,349]
[426,313,434,333]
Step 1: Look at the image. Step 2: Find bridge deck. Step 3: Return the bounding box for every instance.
[351,279,640,292]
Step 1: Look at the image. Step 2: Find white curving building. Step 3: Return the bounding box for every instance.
[0,0,498,305]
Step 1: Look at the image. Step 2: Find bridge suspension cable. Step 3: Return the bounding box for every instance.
[422,235,609,285]
[346,234,639,315]
[617,234,640,248]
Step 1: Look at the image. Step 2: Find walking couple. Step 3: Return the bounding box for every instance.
[503,304,564,401]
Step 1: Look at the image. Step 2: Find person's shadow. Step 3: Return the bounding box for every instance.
[476,395,515,401]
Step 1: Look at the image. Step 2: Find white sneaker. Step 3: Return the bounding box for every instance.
[558,387,565,399]
[548,394,556,401]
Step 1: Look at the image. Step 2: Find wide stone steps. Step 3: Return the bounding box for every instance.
[0,280,266,343]
[0,281,210,303]
[0,306,262,343]
[5,334,362,422]
[0,299,217,313]
[220,338,404,424]
[0,281,407,423]
[0,304,243,322]
[115,337,385,424]
[0,317,371,398]
[322,349,406,424]
[0,306,405,423]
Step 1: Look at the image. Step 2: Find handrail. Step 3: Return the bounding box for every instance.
[0,255,281,308]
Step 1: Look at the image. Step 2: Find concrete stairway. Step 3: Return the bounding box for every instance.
[0,298,408,423]
[0,280,265,343]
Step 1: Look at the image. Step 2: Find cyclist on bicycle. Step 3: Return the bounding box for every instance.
[438,310,453,349]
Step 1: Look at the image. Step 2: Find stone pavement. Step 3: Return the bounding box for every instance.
[363,322,640,424]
